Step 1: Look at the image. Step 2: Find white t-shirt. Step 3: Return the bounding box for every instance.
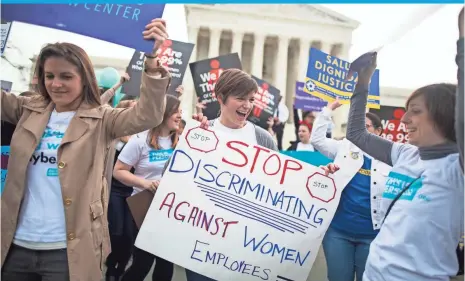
[118,131,173,195]
[211,119,257,145]
[296,142,315,152]
[14,109,75,249]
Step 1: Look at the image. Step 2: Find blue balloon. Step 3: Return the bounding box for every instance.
[98,67,120,89]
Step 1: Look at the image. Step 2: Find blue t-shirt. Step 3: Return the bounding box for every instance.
[331,156,379,238]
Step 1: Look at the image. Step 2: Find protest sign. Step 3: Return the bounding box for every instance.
[190,53,242,120]
[122,39,194,97]
[1,4,165,52]
[1,146,10,195]
[248,76,279,129]
[1,81,13,93]
[1,21,12,54]
[304,48,380,109]
[135,119,349,281]
[369,106,408,143]
[294,81,327,112]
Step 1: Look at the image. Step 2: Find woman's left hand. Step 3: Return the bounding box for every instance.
[320,163,340,176]
[175,85,184,97]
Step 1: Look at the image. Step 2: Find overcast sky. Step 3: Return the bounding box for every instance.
[323,4,462,89]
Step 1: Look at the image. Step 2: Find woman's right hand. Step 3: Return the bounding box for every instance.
[141,179,159,193]
[192,112,208,129]
[328,98,342,111]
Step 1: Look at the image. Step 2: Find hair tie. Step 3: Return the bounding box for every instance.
[299,120,313,131]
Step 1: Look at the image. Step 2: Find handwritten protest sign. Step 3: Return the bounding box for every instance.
[304,48,380,109]
[1,4,165,52]
[122,39,194,96]
[190,53,242,120]
[370,106,408,143]
[1,21,12,54]
[294,81,327,112]
[248,76,279,129]
[135,120,348,281]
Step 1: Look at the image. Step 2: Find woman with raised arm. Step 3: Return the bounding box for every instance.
[343,8,464,281]
[310,98,391,281]
[1,18,171,281]
[114,95,182,281]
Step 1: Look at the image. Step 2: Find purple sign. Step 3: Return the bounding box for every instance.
[1,4,165,52]
[294,81,327,112]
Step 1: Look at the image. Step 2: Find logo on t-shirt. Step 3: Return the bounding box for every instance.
[30,128,64,177]
[383,171,423,201]
[149,149,173,162]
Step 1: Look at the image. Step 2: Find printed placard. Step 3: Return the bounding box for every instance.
[304,48,380,109]
[248,76,279,129]
[1,4,165,52]
[294,81,327,112]
[1,80,13,93]
[135,120,348,281]
[189,53,242,120]
[1,21,12,54]
[122,39,194,96]
[1,146,10,195]
[369,106,408,143]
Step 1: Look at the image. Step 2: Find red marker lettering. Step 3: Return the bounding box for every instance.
[281,159,303,185]
[222,141,249,168]
[174,201,190,222]
[263,154,281,176]
[159,192,176,218]
[250,146,270,173]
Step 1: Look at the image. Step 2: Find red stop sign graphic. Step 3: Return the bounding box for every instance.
[306,172,337,203]
[185,127,219,153]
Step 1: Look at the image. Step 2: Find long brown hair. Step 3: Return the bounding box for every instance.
[147,95,180,149]
[34,42,101,107]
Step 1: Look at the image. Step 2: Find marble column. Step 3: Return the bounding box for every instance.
[251,33,266,78]
[274,36,290,101]
[298,39,311,80]
[231,31,244,60]
[208,28,222,58]
[320,41,333,55]
[184,26,200,118]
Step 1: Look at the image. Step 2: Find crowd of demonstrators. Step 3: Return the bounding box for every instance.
[328,9,463,281]
[311,98,391,281]
[113,95,181,281]
[1,8,463,281]
[0,17,170,281]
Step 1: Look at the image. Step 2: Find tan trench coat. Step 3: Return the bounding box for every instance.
[1,69,170,281]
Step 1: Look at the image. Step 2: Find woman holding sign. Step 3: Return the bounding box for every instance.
[1,18,170,281]
[184,68,277,281]
[310,99,390,281]
[343,8,464,281]
[114,95,182,281]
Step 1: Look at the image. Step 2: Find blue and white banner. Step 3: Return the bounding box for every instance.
[1,4,165,52]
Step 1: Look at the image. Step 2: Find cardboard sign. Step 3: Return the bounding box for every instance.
[1,4,165,52]
[190,53,242,120]
[369,106,408,143]
[248,76,279,129]
[294,81,327,112]
[122,39,194,96]
[135,120,348,281]
[304,48,380,109]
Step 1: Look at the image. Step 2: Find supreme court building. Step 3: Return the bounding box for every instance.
[181,4,360,138]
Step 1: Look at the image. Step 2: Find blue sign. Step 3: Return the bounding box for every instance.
[294,81,327,112]
[304,48,380,109]
[1,146,10,195]
[1,4,165,52]
[279,150,332,167]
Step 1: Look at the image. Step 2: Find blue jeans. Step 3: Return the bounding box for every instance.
[185,269,216,281]
[322,226,374,281]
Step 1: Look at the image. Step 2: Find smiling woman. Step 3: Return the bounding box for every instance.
[0,18,170,281]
